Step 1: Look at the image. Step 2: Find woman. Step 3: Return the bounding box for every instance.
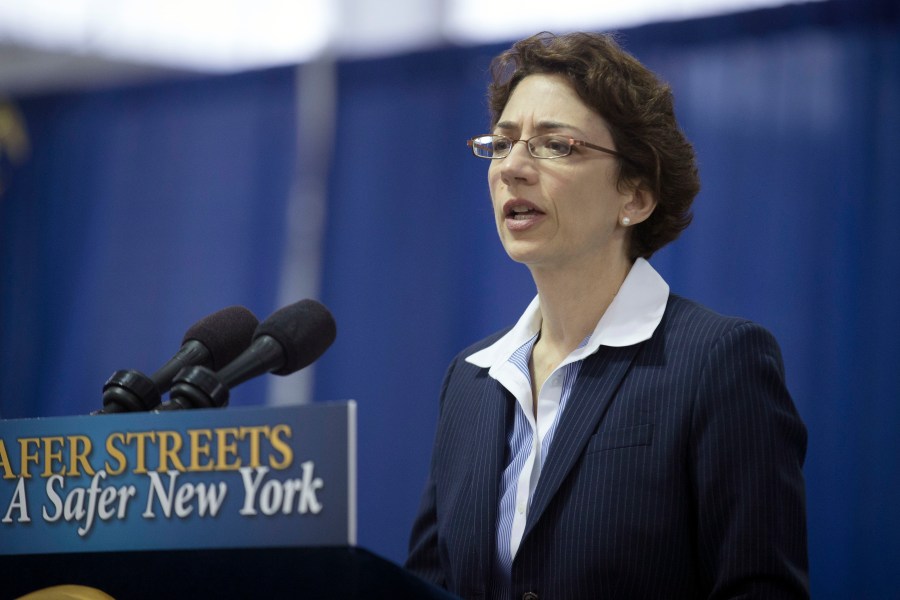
[407,32,808,599]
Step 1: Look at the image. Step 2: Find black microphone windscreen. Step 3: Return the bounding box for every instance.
[253,299,336,376]
[183,306,259,370]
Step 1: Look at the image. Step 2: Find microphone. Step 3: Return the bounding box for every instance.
[96,306,259,414]
[159,299,336,410]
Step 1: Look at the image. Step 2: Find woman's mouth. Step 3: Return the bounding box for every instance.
[503,199,546,231]
[509,205,540,219]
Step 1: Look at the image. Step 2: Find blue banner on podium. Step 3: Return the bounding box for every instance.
[0,402,356,555]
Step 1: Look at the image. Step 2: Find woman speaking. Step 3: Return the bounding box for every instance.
[406,32,808,599]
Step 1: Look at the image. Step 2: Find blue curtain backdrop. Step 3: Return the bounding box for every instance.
[0,68,297,417]
[1,1,898,598]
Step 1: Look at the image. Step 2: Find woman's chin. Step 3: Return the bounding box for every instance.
[502,242,553,269]
[502,241,539,264]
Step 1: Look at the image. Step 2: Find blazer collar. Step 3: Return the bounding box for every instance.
[461,344,646,582]
[523,342,643,542]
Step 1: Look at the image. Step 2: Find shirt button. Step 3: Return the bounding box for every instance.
[517,502,525,515]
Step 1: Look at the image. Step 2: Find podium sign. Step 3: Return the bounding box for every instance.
[0,402,356,555]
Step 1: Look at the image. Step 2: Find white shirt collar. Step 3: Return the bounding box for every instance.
[465,258,669,369]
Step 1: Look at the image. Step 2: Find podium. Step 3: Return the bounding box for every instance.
[2,547,457,598]
[0,403,456,598]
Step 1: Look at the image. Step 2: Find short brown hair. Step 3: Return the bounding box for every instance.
[488,32,699,259]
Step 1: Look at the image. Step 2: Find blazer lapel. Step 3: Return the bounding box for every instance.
[523,343,641,541]
[467,376,512,593]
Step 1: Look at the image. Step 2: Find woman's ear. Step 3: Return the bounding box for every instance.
[619,186,657,226]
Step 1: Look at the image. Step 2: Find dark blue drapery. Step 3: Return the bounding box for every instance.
[1,68,297,417]
[1,1,897,597]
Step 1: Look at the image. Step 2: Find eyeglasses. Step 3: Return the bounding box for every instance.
[467,134,626,161]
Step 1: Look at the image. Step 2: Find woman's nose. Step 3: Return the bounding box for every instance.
[498,140,537,184]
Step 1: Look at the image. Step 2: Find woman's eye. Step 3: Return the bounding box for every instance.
[545,138,569,155]
[493,139,511,153]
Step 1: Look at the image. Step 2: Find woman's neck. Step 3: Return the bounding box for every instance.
[530,251,633,355]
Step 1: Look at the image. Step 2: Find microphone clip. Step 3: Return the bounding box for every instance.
[157,366,229,411]
[99,370,162,414]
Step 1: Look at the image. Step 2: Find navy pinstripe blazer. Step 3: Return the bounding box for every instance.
[407,295,809,599]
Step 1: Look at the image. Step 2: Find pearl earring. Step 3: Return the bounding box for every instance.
[621,217,631,226]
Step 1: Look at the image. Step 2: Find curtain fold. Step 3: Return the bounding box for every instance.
[0,67,298,417]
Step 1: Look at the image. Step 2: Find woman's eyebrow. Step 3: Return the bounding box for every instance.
[535,120,573,131]
[494,120,581,134]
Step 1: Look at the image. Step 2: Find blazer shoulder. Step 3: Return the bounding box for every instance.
[663,294,771,337]
[658,295,787,376]
[438,327,512,396]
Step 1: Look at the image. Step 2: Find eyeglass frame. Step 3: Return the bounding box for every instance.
[467,133,629,161]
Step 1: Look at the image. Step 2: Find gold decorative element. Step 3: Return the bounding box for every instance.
[0,99,31,196]
[15,584,116,600]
